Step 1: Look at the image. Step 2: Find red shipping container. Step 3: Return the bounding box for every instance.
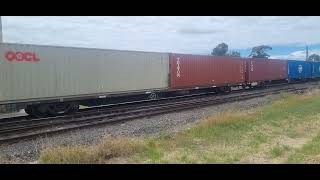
[169,53,246,89]
[246,58,288,83]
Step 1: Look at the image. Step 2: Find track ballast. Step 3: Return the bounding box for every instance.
[0,82,316,144]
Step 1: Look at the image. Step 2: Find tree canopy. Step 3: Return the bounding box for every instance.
[307,54,320,62]
[249,45,272,58]
[211,43,241,57]
[228,51,241,57]
[211,43,228,56]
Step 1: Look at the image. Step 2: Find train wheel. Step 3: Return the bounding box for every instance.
[24,106,33,115]
[25,105,48,118]
[219,86,231,93]
[47,102,79,116]
[226,87,231,93]
[69,103,80,114]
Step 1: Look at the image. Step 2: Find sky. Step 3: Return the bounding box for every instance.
[2,16,320,60]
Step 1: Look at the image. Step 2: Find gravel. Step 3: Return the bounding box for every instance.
[0,93,282,164]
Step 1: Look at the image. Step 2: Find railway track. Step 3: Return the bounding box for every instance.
[0,82,316,144]
[0,81,305,123]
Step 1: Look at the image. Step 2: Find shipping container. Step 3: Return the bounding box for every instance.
[169,53,246,89]
[246,58,288,83]
[287,60,312,80]
[0,43,170,104]
[311,61,320,78]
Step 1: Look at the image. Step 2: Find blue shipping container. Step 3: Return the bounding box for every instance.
[311,62,320,78]
[288,60,312,80]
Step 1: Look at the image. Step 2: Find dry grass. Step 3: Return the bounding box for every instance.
[39,136,144,164]
[93,136,145,160]
[39,146,93,164]
[0,156,18,164]
[196,110,251,129]
[38,89,320,164]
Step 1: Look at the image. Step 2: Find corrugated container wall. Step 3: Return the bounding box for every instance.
[0,43,169,103]
[246,58,288,83]
[169,53,246,89]
[288,60,312,80]
[311,62,320,78]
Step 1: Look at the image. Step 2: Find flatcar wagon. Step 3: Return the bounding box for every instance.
[0,43,170,117]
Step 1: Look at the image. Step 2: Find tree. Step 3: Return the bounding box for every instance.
[307,54,320,62]
[249,45,272,58]
[211,43,228,56]
[228,51,241,57]
[210,43,241,57]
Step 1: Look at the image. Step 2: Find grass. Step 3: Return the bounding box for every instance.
[269,145,291,159]
[38,89,320,164]
[0,156,17,164]
[39,136,145,164]
[287,135,320,163]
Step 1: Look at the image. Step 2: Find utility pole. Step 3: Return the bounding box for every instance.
[0,16,2,43]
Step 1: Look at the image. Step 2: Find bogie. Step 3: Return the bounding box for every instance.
[25,102,79,118]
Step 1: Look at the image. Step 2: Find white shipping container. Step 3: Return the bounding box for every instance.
[0,43,170,104]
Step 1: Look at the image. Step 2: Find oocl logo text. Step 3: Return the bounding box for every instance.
[4,51,40,62]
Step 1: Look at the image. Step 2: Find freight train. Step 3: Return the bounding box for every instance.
[0,43,318,117]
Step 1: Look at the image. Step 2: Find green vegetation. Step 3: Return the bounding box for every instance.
[269,145,291,159]
[307,54,320,62]
[249,45,272,58]
[39,90,320,164]
[39,137,145,164]
[211,42,241,57]
[287,135,320,163]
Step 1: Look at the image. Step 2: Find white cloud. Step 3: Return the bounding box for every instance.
[270,50,320,60]
[1,16,320,54]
